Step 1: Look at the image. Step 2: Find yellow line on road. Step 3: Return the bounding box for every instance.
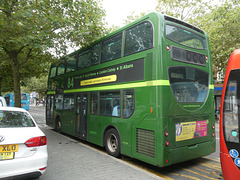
[169,173,200,180]
[198,161,221,171]
[203,157,220,163]
[193,167,223,179]
[183,168,216,180]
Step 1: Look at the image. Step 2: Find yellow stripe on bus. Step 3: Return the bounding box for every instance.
[64,80,170,94]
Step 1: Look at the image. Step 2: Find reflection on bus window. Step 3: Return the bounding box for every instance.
[102,34,122,62]
[168,67,209,103]
[55,95,63,110]
[50,66,57,78]
[100,91,120,117]
[223,73,239,143]
[92,44,101,65]
[63,95,74,111]
[125,21,153,56]
[123,90,135,118]
[90,92,98,114]
[66,56,76,73]
[57,63,65,75]
[165,24,207,49]
[78,51,91,69]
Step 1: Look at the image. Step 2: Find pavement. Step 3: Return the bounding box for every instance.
[39,126,164,180]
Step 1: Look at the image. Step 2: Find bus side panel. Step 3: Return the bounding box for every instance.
[87,115,102,146]
[129,86,158,165]
[61,111,75,136]
[220,152,240,180]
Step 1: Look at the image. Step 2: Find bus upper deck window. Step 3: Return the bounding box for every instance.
[102,34,122,63]
[50,66,57,78]
[165,24,207,49]
[66,56,77,73]
[78,51,91,69]
[124,21,153,56]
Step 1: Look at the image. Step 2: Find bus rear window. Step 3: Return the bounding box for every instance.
[168,67,209,103]
[165,24,207,49]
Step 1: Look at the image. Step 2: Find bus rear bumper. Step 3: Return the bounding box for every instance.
[166,140,215,166]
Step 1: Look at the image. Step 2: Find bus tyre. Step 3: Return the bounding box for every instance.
[104,128,121,158]
[55,117,61,133]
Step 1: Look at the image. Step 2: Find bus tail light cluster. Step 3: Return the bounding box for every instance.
[171,46,207,66]
[212,132,215,137]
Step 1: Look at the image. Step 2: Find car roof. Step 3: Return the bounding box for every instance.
[0,107,27,112]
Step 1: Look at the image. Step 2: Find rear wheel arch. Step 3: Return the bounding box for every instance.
[55,116,61,132]
[103,126,122,158]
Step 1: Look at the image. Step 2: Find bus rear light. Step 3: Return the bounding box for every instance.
[212,125,215,129]
[165,131,168,137]
[166,160,169,163]
[206,56,208,61]
[165,141,169,146]
[151,107,153,114]
[212,133,215,137]
[166,45,170,51]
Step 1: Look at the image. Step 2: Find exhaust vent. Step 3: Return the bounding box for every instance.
[136,128,155,158]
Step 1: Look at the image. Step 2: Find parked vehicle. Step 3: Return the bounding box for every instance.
[0,107,48,179]
[0,97,7,107]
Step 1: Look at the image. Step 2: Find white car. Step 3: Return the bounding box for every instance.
[0,107,48,179]
[0,97,7,107]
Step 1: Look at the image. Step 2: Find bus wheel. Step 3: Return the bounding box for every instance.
[55,117,61,133]
[104,128,121,158]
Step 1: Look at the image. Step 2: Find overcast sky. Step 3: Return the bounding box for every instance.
[102,0,157,27]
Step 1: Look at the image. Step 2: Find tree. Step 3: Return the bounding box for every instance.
[0,0,106,107]
[192,0,240,73]
[21,76,48,98]
[155,0,213,20]
[123,0,212,25]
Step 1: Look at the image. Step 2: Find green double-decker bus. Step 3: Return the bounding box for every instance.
[46,12,215,167]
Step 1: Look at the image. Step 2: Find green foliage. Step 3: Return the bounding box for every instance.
[156,0,212,20]
[192,0,240,72]
[0,0,106,106]
[21,76,48,96]
[123,0,239,76]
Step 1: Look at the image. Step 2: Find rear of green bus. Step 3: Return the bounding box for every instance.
[159,15,215,166]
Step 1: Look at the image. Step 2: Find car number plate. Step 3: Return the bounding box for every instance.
[0,152,14,160]
[0,144,19,153]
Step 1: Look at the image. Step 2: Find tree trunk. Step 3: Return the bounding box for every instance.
[11,54,21,108]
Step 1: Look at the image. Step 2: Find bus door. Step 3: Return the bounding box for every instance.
[76,93,88,139]
[46,95,54,127]
[221,69,240,179]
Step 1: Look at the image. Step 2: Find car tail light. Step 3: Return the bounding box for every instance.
[25,136,47,147]
[39,167,47,171]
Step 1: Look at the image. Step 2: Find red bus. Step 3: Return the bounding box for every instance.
[220,49,240,179]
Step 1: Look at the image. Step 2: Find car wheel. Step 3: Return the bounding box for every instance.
[104,128,121,158]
